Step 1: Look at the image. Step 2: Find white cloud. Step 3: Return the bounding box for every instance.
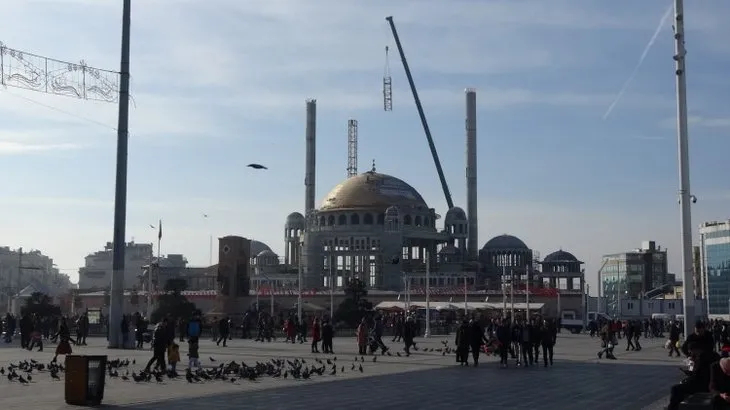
[0,141,82,154]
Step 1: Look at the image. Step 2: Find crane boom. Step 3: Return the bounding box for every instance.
[385,16,454,209]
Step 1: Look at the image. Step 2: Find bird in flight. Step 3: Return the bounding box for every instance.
[202,213,208,218]
[247,163,268,170]
[149,224,155,229]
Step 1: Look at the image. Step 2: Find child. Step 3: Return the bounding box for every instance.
[187,338,201,371]
[168,343,180,376]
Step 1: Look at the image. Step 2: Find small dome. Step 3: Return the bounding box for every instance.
[250,240,272,255]
[444,207,467,224]
[482,234,528,251]
[255,249,279,266]
[543,250,581,263]
[257,249,278,258]
[385,205,400,216]
[286,212,306,227]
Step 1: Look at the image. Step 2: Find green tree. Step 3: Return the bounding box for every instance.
[334,277,372,327]
[72,290,83,310]
[151,278,197,323]
[22,292,61,318]
[129,288,139,307]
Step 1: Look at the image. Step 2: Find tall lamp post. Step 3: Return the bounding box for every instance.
[424,249,431,338]
[672,0,696,337]
[255,272,276,317]
[147,221,162,318]
[328,254,335,318]
[297,238,303,321]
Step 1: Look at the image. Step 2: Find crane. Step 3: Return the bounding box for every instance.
[385,16,454,209]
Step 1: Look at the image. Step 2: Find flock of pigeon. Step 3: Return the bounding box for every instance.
[0,341,458,388]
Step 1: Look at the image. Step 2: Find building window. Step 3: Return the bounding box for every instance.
[363,214,373,224]
[668,302,675,309]
[350,214,360,225]
[338,215,347,225]
[627,302,634,310]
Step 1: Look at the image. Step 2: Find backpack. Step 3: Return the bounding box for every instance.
[187,320,201,338]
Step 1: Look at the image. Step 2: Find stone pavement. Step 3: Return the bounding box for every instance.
[0,334,681,409]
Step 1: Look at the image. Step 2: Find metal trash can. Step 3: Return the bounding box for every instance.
[64,355,108,406]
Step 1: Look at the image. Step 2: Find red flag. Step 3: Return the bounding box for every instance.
[158,219,162,240]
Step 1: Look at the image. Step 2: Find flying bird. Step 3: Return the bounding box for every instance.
[149,224,155,229]
[247,163,268,170]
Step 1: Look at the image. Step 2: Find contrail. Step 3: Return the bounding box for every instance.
[602,3,673,121]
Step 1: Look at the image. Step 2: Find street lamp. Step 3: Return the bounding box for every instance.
[328,254,335,319]
[424,249,431,338]
[147,221,162,318]
[255,272,275,317]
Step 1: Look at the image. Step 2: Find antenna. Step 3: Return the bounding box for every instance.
[383,46,393,111]
[347,119,358,178]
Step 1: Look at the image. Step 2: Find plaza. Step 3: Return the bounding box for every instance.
[0,334,677,409]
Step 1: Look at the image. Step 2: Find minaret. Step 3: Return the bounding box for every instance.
[465,89,478,260]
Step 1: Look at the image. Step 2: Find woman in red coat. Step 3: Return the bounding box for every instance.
[311,318,321,353]
[285,319,296,343]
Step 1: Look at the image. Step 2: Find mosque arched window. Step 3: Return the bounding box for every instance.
[414,216,422,227]
[338,214,347,225]
[351,214,360,225]
[327,215,335,226]
[377,213,385,225]
[363,213,374,225]
[403,215,412,225]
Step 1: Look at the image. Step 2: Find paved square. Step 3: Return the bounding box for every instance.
[0,333,679,409]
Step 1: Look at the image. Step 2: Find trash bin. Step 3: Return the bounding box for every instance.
[65,355,107,406]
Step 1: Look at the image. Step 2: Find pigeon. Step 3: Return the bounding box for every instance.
[247,163,268,170]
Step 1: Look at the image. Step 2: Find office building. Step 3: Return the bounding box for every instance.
[599,241,673,318]
[699,220,730,316]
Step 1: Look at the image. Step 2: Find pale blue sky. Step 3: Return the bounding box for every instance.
[1,0,729,294]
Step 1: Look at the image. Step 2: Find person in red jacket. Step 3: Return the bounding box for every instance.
[311,318,321,353]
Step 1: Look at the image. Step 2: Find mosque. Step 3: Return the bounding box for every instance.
[231,97,586,318]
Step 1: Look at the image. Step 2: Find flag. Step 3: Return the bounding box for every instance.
[158,219,162,240]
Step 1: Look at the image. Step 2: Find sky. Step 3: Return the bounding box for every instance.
[1,0,730,295]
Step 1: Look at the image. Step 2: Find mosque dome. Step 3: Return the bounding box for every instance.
[319,171,429,212]
[482,234,528,251]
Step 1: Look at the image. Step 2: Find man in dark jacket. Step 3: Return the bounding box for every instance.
[541,320,558,367]
[469,319,488,366]
[669,321,682,357]
[683,321,715,356]
[455,320,471,366]
[216,317,230,347]
[496,319,512,368]
[667,341,720,410]
[144,318,169,372]
[403,316,416,356]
